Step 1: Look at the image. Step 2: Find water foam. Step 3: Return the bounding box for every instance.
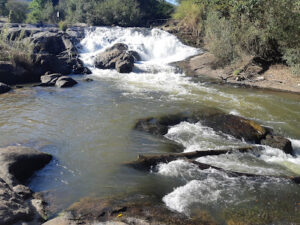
[164,122,246,152]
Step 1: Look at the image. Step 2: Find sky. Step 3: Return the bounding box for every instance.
[166,0,178,5]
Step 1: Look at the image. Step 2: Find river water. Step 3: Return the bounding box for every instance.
[0,27,299,224]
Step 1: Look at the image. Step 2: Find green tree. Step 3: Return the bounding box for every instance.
[0,0,8,16]
[6,0,28,23]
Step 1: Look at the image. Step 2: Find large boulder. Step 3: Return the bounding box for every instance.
[94,43,137,73]
[55,76,78,88]
[0,146,52,186]
[0,82,11,94]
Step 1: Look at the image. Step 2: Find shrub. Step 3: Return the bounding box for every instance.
[6,0,28,23]
[205,11,236,66]
[283,48,300,76]
[58,20,68,31]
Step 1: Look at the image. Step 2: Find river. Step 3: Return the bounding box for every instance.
[0,26,299,224]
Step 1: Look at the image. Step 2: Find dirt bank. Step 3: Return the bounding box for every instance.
[176,52,300,94]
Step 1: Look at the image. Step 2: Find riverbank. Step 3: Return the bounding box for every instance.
[159,22,300,94]
[176,52,300,94]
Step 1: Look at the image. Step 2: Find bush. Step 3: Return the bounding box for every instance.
[6,0,28,23]
[205,11,236,66]
[58,21,68,31]
[284,48,300,76]
[174,0,300,70]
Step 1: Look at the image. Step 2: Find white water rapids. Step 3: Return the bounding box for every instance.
[79,26,300,217]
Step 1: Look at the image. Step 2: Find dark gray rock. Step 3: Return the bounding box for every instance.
[261,135,293,155]
[128,50,141,61]
[40,73,63,86]
[0,146,52,186]
[0,82,11,94]
[94,43,135,73]
[55,76,78,88]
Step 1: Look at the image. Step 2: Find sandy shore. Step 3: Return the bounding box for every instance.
[177,52,300,94]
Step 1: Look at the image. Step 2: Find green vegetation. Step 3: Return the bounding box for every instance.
[0,26,33,66]
[174,0,300,74]
[23,0,173,26]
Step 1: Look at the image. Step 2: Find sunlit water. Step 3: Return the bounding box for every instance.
[0,27,299,224]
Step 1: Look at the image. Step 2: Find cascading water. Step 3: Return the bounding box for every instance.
[0,26,297,223]
[78,26,300,222]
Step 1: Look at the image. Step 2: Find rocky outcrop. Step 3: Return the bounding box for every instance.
[0,146,52,224]
[0,82,11,94]
[134,110,294,154]
[94,43,138,73]
[0,24,91,85]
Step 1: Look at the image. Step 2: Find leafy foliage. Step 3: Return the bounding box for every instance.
[174,0,300,74]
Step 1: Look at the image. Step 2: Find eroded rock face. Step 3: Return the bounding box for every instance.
[94,43,138,73]
[134,110,294,154]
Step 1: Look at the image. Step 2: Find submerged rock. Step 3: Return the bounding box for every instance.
[94,43,137,73]
[134,110,294,154]
[43,195,217,225]
[0,82,11,94]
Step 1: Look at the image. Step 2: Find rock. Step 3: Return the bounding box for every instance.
[83,78,94,82]
[94,43,135,73]
[0,82,11,94]
[40,73,63,86]
[55,76,78,88]
[255,76,265,81]
[135,110,268,144]
[0,27,90,85]
[128,50,141,61]
[0,178,35,225]
[45,195,216,225]
[261,135,293,155]
[13,185,33,199]
[116,58,134,73]
[0,146,52,224]
[0,146,52,186]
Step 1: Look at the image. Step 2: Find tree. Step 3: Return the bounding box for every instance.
[6,0,28,23]
[0,0,8,16]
